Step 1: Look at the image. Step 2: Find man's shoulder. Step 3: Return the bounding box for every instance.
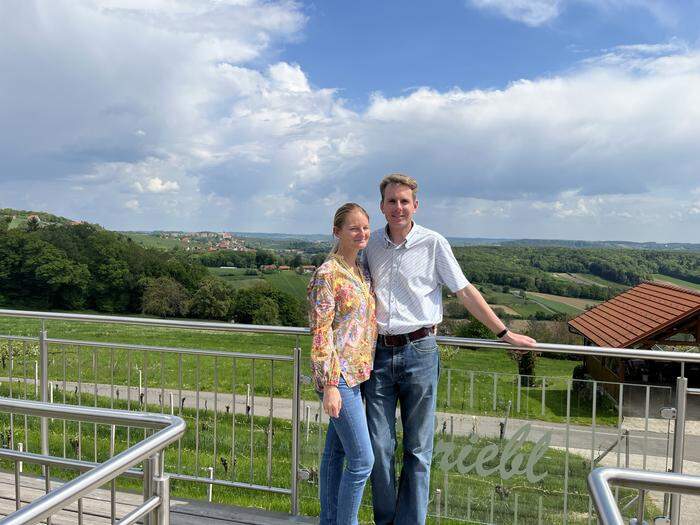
[410,224,448,246]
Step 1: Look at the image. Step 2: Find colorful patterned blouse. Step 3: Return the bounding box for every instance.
[307,254,377,392]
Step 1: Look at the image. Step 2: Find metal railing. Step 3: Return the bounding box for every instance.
[1,308,699,524]
[588,467,700,525]
[0,397,185,525]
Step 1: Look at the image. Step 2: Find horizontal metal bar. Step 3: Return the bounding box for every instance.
[0,309,308,336]
[0,398,185,525]
[0,398,178,429]
[588,467,700,525]
[3,308,698,363]
[168,473,291,495]
[46,338,294,362]
[438,336,700,364]
[687,388,700,396]
[117,496,161,525]
[0,335,39,342]
[0,450,144,479]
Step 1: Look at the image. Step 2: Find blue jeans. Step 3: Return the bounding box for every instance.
[364,335,440,525]
[319,377,374,525]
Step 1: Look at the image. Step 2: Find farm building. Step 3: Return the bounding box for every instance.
[568,281,700,391]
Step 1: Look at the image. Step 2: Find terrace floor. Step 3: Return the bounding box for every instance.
[0,472,317,524]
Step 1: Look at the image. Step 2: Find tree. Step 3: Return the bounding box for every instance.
[289,254,303,268]
[0,216,11,232]
[189,278,235,321]
[252,297,280,325]
[142,277,190,318]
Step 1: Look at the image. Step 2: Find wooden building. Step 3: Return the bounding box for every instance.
[568,282,700,390]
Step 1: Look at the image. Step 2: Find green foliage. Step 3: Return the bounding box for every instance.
[453,320,494,339]
[231,283,305,326]
[141,276,190,318]
[189,278,235,321]
[196,249,256,268]
[453,246,700,297]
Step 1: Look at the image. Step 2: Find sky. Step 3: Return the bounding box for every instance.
[1,0,700,242]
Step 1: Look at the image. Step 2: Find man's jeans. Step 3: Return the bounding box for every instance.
[319,377,374,525]
[364,335,440,525]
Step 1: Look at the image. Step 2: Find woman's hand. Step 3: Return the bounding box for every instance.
[323,385,342,418]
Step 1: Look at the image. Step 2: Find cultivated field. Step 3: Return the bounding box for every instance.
[652,274,700,291]
[527,292,600,312]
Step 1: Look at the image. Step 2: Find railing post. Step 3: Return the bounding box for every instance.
[155,451,170,525]
[291,339,301,516]
[39,326,50,464]
[143,454,156,525]
[670,376,688,525]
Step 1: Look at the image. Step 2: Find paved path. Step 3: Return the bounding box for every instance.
[5,377,698,463]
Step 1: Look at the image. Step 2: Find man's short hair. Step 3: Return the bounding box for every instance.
[379,173,418,201]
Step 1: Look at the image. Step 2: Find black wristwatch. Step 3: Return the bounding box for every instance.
[496,328,509,339]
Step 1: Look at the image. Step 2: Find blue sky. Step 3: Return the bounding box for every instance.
[286,1,689,104]
[1,0,700,242]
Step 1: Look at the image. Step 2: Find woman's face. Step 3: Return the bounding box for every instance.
[335,209,370,252]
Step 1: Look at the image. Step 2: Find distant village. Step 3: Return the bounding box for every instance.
[160,231,253,252]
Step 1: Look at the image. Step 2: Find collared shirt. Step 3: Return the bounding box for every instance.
[307,254,377,391]
[363,223,469,335]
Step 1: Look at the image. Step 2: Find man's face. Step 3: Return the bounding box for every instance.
[380,183,418,229]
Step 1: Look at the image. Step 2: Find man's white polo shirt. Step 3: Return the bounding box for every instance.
[363,223,470,336]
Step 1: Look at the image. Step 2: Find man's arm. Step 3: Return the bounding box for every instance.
[455,285,537,347]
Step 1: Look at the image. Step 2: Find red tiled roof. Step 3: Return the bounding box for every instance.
[568,281,700,348]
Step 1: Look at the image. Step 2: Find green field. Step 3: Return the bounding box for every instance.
[208,268,310,301]
[652,274,700,291]
[526,294,583,315]
[0,315,622,425]
[481,288,552,318]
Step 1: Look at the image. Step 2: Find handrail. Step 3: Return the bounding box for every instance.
[588,467,700,525]
[0,397,185,525]
[1,308,699,363]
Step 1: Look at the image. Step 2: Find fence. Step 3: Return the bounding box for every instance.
[0,397,184,524]
[1,308,699,523]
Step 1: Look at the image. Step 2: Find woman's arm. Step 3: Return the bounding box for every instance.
[308,269,343,416]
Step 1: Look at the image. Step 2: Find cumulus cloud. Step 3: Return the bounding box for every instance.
[1,1,699,241]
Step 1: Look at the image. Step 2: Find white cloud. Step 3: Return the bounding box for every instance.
[469,0,561,26]
[2,2,700,241]
[467,0,678,27]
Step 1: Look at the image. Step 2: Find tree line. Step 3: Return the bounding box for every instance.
[0,223,305,326]
[453,246,699,299]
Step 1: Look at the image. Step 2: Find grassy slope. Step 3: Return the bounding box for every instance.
[652,274,700,291]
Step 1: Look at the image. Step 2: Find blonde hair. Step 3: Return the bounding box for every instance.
[379,173,418,201]
[330,203,369,255]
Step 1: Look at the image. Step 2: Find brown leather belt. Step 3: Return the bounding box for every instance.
[378,326,435,347]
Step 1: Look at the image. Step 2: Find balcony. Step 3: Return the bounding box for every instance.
[0,309,698,524]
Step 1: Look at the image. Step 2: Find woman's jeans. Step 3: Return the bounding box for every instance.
[319,377,374,525]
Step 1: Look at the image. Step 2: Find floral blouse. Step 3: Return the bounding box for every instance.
[308,254,377,392]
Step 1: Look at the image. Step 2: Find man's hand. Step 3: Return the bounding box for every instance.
[502,331,537,348]
[323,385,342,418]
[501,331,537,358]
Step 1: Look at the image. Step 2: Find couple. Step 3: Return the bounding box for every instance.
[307,174,536,525]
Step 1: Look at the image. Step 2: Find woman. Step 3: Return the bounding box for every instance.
[308,203,376,525]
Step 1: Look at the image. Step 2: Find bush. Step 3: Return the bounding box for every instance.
[189,278,235,321]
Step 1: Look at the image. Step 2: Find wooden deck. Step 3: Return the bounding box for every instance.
[0,472,317,524]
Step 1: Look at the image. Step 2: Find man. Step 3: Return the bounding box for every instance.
[363,173,536,525]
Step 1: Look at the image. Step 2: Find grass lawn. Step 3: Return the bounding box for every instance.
[0,315,619,426]
[571,273,626,288]
[0,383,657,524]
[652,274,700,292]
